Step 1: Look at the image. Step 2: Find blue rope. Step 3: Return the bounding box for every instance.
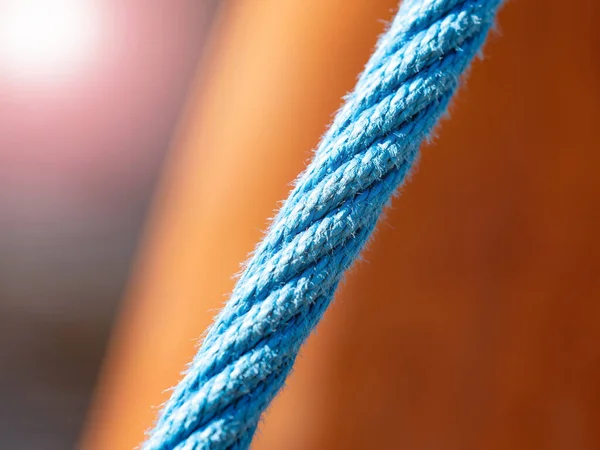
[143,0,504,448]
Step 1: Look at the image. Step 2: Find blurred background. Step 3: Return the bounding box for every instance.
[0,1,218,448]
[0,1,599,449]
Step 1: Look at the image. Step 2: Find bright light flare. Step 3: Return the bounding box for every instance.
[0,0,99,81]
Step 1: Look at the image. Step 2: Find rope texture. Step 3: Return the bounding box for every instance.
[144,0,504,448]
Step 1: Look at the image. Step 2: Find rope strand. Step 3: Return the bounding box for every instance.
[143,0,504,448]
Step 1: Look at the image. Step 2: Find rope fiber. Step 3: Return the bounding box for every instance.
[143,0,505,448]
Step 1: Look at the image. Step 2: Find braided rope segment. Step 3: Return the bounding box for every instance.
[144,0,503,448]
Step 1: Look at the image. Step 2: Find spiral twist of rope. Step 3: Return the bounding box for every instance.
[143,1,504,448]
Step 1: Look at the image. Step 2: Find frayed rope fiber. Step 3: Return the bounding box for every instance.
[143,0,504,448]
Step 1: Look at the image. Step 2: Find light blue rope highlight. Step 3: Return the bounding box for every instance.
[143,0,504,448]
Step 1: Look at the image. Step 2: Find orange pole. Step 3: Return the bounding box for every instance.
[81,1,396,449]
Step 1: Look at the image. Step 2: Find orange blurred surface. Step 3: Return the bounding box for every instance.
[81,1,399,448]
[83,0,600,449]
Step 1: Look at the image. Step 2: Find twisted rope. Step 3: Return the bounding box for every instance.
[143,0,504,448]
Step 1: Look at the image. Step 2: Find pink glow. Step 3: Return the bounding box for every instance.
[0,0,212,226]
[0,0,101,83]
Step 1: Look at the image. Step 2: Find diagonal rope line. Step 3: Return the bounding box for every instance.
[143,0,505,448]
